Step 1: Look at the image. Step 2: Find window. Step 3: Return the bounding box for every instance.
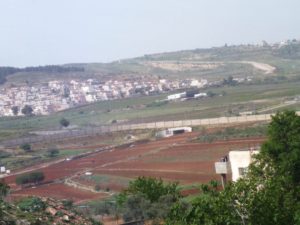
[238,167,248,176]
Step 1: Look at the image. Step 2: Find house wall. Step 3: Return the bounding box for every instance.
[229,150,259,181]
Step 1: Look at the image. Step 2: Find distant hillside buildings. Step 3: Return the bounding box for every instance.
[0,78,210,116]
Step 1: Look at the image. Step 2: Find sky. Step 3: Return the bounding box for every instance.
[0,0,300,67]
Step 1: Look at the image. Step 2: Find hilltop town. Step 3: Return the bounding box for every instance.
[0,77,210,116]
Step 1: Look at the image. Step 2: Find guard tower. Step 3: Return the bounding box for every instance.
[214,156,230,189]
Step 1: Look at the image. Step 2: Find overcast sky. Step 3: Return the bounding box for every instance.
[0,0,299,67]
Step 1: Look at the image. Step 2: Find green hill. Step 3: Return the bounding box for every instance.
[2,41,300,86]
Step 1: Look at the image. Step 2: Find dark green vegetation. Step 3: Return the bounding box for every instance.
[17,197,46,212]
[21,105,34,116]
[20,143,32,152]
[60,117,70,127]
[15,171,45,185]
[46,147,60,157]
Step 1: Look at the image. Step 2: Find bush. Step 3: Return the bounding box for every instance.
[60,118,70,127]
[16,171,45,185]
[62,199,73,209]
[18,197,46,212]
[21,105,34,116]
[47,148,59,157]
[20,143,32,152]
[0,151,11,159]
[94,184,101,191]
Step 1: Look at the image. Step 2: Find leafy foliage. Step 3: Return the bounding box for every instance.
[11,106,19,116]
[20,143,32,152]
[118,176,181,223]
[17,197,46,212]
[47,148,59,157]
[0,180,9,200]
[16,171,45,185]
[62,199,73,209]
[60,118,70,127]
[125,176,180,203]
[21,105,34,116]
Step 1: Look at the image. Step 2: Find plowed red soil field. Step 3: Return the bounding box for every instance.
[11,183,108,203]
[4,132,265,202]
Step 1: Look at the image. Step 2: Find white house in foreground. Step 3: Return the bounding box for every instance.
[215,149,259,182]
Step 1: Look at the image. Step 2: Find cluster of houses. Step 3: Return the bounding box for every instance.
[0,77,209,116]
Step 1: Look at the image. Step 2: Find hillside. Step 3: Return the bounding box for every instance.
[0,195,101,225]
[2,40,300,86]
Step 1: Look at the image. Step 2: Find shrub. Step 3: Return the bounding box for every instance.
[47,148,59,157]
[60,118,70,127]
[20,143,32,152]
[16,171,45,185]
[94,184,101,191]
[0,151,11,159]
[62,199,73,209]
[18,197,46,212]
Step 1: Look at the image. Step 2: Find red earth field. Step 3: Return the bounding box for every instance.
[4,131,265,203]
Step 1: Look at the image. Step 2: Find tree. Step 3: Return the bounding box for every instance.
[0,180,9,200]
[47,147,59,157]
[60,118,70,127]
[223,76,237,86]
[16,171,45,185]
[62,199,74,209]
[125,176,180,203]
[20,143,32,152]
[186,89,199,98]
[11,106,19,116]
[119,177,181,223]
[21,105,33,116]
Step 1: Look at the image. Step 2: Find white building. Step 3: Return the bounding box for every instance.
[215,149,259,182]
[167,92,186,100]
[156,127,192,138]
[0,166,6,173]
[229,150,259,181]
[194,93,207,98]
